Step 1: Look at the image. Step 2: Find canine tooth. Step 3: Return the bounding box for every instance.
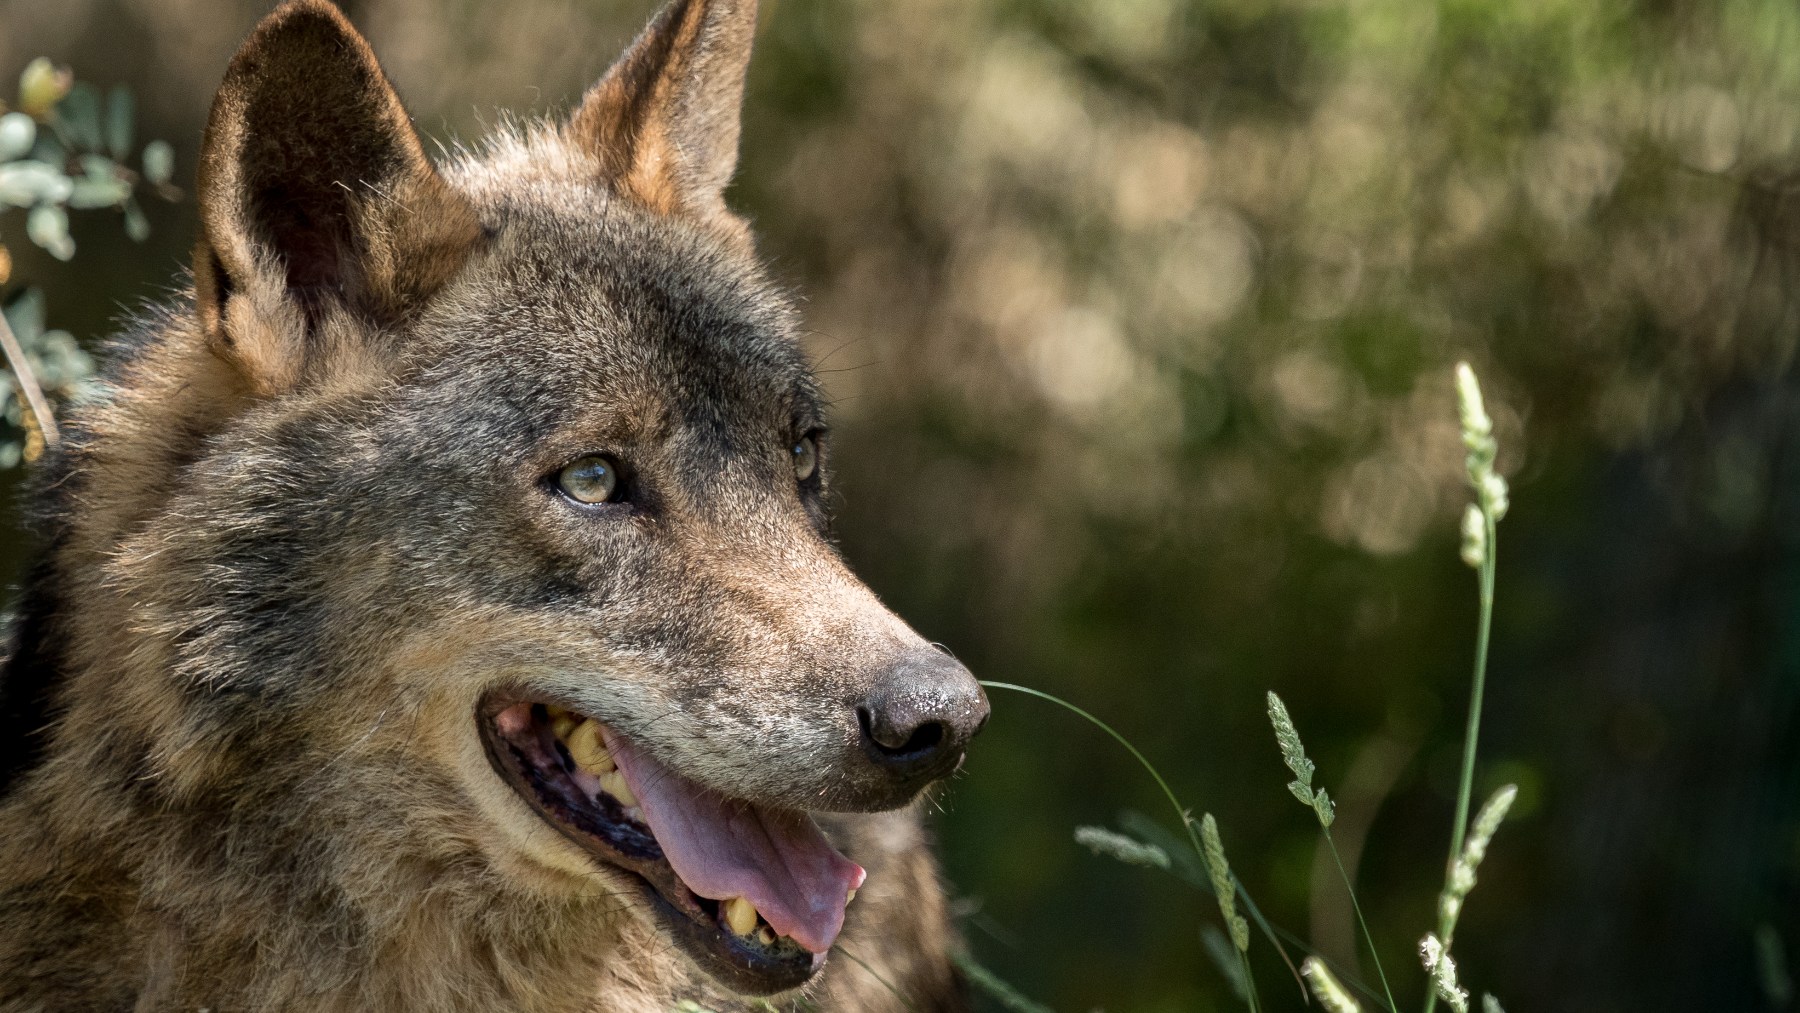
[756,926,776,946]
[597,770,637,808]
[566,719,615,774]
[846,887,857,905]
[723,896,758,937]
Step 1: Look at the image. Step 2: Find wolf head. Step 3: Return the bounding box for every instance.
[30,0,985,998]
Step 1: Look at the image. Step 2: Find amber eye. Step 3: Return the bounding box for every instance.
[792,435,819,482]
[557,455,621,505]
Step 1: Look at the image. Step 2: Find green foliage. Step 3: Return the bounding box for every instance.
[0,290,90,467]
[0,58,178,467]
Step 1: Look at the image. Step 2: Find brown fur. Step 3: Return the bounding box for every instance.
[0,1,978,1009]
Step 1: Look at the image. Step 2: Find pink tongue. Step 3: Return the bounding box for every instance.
[605,733,865,954]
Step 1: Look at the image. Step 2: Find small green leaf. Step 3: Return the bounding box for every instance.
[68,174,129,209]
[104,86,133,160]
[4,288,47,342]
[0,161,73,207]
[123,199,150,242]
[56,82,103,152]
[26,203,74,260]
[0,112,36,161]
[27,131,65,168]
[141,139,174,186]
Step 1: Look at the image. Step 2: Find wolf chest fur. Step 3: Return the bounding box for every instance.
[0,1,988,1009]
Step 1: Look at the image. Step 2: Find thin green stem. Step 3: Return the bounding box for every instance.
[1323,832,1397,1013]
[1238,951,1262,1013]
[979,681,1300,1003]
[1447,518,1496,890]
[1424,513,1497,1013]
[1234,881,1306,1001]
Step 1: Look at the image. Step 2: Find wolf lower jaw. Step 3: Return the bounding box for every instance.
[0,778,960,1012]
[479,695,850,995]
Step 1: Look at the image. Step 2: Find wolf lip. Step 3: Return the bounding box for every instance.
[475,693,862,995]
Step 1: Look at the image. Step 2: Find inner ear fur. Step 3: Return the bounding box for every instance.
[193,0,480,394]
[566,0,758,221]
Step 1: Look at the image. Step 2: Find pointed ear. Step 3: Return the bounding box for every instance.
[566,0,758,218]
[193,0,481,393]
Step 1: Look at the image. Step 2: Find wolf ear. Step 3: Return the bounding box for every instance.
[566,0,758,219]
[193,0,481,393]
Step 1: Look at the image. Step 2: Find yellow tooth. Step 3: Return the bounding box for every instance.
[565,719,615,774]
[755,926,776,946]
[846,887,857,905]
[723,896,759,937]
[549,710,578,740]
[598,770,637,808]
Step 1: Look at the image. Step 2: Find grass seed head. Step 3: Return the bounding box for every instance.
[1200,814,1250,953]
[1266,692,1335,827]
[1460,504,1486,568]
[1448,783,1518,905]
[1455,363,1491,442]
[1454,363,1509,522]
[1420,933,1470,1013]
[1073,826,1170,870]
[1301,957,1362,1013]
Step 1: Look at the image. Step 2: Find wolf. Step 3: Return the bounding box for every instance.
[0,0,990,1008]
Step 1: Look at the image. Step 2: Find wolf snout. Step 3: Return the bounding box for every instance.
[855,651,989,793]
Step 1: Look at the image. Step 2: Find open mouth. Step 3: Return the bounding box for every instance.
[477,693,865,995]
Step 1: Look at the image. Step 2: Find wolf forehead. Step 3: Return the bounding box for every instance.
[398,185,821,447]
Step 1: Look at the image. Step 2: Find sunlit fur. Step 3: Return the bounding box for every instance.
[0,1,969,1009]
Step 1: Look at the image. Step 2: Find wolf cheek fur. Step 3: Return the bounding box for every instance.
[0,0,988,1009]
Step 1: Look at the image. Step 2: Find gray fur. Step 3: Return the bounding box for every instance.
[0,1,980,1009]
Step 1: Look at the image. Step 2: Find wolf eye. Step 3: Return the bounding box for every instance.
[557,455,621,505]
[792,435,819,482]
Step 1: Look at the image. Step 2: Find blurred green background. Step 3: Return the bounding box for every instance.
[4,0,1799,1009]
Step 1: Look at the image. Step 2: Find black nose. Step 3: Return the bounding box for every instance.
[857,650,989,785]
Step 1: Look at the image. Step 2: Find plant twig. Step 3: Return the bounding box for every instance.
[0,307,60,450]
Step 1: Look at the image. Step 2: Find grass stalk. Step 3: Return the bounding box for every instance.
[1427,363,1507,1012]
[979,681,1295,1004]
[1446,513,1497,918]
[1323,832,1397,1013]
